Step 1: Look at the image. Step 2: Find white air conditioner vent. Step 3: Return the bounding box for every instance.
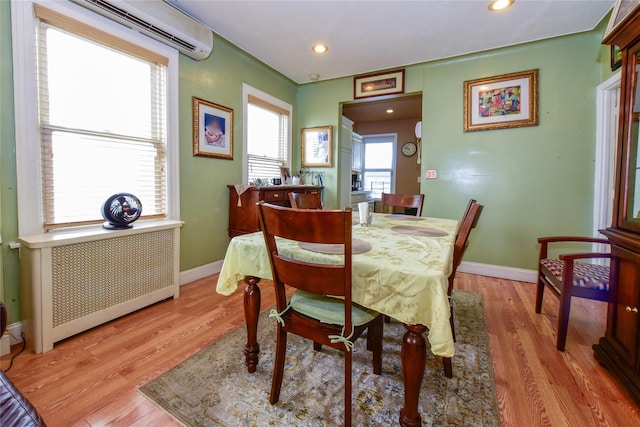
[71,0,213,60]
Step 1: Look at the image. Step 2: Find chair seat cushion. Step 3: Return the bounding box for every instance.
[540,258,610,291]
[290,290,379,326]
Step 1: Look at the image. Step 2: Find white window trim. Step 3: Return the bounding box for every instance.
[12,0,180,237]
[241,83,292,184]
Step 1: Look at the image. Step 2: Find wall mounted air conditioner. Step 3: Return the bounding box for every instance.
[70,0,213,60]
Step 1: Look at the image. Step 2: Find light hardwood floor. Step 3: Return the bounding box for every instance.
[2,272,639,426]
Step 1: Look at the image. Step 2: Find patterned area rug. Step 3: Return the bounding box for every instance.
[140,290,500,426]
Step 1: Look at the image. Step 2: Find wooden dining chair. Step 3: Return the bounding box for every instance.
[442,199,483,378]
[257,202,383,426]
[535,236,616,351]
[380,192,425,216]
[288,191,322,209]
[448,200,482,301]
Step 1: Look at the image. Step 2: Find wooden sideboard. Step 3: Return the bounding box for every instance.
[227,185,322,237]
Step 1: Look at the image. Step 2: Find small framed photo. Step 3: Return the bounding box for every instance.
[301,125,332,167]
[354,69,405,99]
[611,45,622,71]
[463,69,539,132]
[193,97,233,159]
[280,167,291,182]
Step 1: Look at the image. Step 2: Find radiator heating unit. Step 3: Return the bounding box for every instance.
[18,221,182,353]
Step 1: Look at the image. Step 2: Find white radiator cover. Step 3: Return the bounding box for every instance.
[18,220,182,353]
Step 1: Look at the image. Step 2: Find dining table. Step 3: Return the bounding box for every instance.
[216,212,459,427]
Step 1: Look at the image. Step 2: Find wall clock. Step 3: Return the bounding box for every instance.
[401,141,417,157]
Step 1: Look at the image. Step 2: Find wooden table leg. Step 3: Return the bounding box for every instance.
[399,323,428,427]
[243,276,261,373]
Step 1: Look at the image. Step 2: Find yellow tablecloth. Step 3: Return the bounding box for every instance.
[216,213,459,357]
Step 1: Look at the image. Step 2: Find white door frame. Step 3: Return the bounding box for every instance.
[594,72,621,252]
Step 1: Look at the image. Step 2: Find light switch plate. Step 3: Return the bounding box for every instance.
[425,169,437,179]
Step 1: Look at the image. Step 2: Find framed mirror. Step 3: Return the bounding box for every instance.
[301,125,333,167]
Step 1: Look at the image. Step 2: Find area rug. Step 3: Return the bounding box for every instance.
[140,290,500,426]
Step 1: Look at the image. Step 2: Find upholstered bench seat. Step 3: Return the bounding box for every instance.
[540,258,610,291]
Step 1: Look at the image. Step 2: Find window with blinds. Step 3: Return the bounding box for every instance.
[247,94,290,183]
[36,7,168,229]
[362,134,396,198]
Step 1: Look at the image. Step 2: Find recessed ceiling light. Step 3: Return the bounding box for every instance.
[386,109,394,114]
[312,43,328,54]
[309,73,320,81]
[488,0,514,12]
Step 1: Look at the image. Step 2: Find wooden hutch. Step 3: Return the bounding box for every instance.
[227,185,322,237]
[596,1,640,404]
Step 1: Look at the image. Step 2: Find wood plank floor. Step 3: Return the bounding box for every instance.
[2,273,639,426]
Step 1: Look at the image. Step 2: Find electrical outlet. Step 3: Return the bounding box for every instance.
[425,169,437,179]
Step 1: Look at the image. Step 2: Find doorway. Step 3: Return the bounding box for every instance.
[342,93,422,195]
[594,72,621,253]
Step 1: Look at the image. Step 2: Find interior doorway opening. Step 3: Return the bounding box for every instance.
[342,93,422,197]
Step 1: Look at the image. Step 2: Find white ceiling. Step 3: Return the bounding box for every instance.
[167,0,614,84]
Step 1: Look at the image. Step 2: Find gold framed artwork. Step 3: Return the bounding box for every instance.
[301,125,332,167]
[463,69,539,132]
[192,97,233,159]
[354,69,405,99]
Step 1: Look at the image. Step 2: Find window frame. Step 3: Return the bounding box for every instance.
[12,0,180,236]
[242,83,292,184]
[362,133,397,196]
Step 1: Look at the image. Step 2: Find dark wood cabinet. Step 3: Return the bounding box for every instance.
[596,4,640,404]
[227,185,322,237]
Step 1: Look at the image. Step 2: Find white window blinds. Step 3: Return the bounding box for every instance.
[247,95,289,183]
[36,6,168,229]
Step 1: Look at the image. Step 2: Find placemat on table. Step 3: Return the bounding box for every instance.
[298,238,372,254]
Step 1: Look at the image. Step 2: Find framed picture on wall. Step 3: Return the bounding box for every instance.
[463,69,539,132]
[192,97,233,159]
[354,69,405,99]
[611,45,623,71]
[301,125,332,167]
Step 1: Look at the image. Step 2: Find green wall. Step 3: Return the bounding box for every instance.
[1,0,20,321]
[422,31,605,269]
[0,1,616,323]
[0,2,297,322]
[177,36,297,271]
[296,28,609,271]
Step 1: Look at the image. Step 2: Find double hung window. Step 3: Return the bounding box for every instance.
[244,85,292,184]
[12,2,178,234]
[362,134,397,198]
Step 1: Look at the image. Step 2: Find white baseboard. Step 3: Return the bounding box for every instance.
[179,260,224,286]
[458,261,537,283]
[1,322,24,357]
